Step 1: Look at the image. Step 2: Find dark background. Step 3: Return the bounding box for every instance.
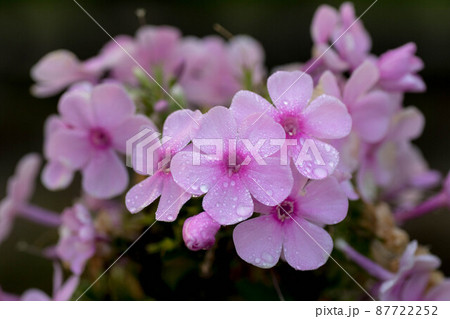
[0,0,449,297]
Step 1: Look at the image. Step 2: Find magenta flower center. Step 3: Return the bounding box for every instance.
[280,116,301,138]
[276,200,295,222]
[89,128,111,150]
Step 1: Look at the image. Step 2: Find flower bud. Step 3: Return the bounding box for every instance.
[182,212,220,251]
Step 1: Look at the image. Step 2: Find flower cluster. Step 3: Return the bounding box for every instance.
[1,2,449,301]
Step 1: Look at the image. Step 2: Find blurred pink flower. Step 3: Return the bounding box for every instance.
[377,42,426,93]
[177,36,240,106]
[45,83,155,199]
[0,154,60,244]
[319,61,393,143]
[233,170,348,270]
[56,204,96,275]
[310,2,371,72]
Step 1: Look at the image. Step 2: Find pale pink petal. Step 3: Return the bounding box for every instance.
[242,155,293,206]
[156,175,191,222]
[292,139,339,180]
[302,95,351,139]
[229,90,273,125]
[238,113,286,158]
[46,129,92,169]
[343,60,379,105]
[233,215,283,268]
[82,150,128,199]
[125,172,164,213]
[171,151,223,196]
[283,217,332,270]
[194,106,238,143]
[58,90,94,129]
[7,153,41,203]
[162,109,202,153]
[311,5,338,44]
[203,175,254,225]
[267,71,313,112]
[41,161,74,190]
[111,114,156,153]
[54,276,79,301]
[388,107,424,141]
[318,71,341,98]
[21,289,51,301]
[351,91,392,143]
[297,177,348,225]
[91,83,135,129]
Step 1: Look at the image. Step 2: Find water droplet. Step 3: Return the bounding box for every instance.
[223,181,229,188]
[237,205,251,217]
[230,180,236,186]
[313,167,327,179]
[200,184,209,192]
[262,252,273,263]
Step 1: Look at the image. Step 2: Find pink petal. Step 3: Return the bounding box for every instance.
[7,153,41,203]
[125,172,164,214]
[21,289,51,301]
[233,215,283,268]
[82,150,128,199]
[267,71,313,112]
[311,5,338,44]
[297,177,348,225]
[318,71,341,98]
[47,129,92,169]
[203,175,254,225]
[111,114,156,153]
[162,109,202,153]
[91,83,135,129]
[229,90,273,125]
[156,175,191,222]
[238,113,286,158]
[426,280,450,301]
[41,161,74,190]
[54,276,79,301]
[283,217,333,270]
[242,155,293,206]
[343,60,379,105]
[194,106,238,144]
[292,139,339,180]
[302,95,352,139]
[171,151,222,196]
[388,107,424,141]
[58,90,94,129]
[351,91,392,143]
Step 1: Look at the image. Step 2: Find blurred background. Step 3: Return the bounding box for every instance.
[0,0,449,299]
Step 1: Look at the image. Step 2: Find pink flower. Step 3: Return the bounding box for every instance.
[310,2,371,72]
[171,106,293,225]
[30,36,133,98]
[182,212,221,251]
[56,204,96,275]
[356,106,433,203]
[318,61,393,143]
[126,110,202,222]
[233,169,348,270]
[377,43,426,93]
[177,36,240,106]
[227,35,266,87]
[111,26,181,85]
[338,240,450,301]
[45,82,155,199]
[21,264,79,301]
[0,154,60,244]
[230,70,352,179]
